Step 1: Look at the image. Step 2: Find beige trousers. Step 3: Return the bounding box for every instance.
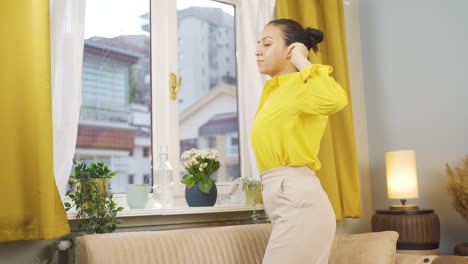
[261,166,336,264]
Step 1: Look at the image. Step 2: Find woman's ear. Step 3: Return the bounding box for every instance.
[286,45,295,59]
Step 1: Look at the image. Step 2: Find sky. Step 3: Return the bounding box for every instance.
[85,0,234,39]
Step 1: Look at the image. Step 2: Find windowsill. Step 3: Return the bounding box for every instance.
[65,181,263,220]
[67,204,264,220]
[64,182,266,233]
[67,203,267,233]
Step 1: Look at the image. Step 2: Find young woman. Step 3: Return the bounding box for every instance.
[251,19,348,264]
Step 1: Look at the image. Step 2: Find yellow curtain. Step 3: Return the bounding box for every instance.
[277,0,362,219]
[0,1,70,241]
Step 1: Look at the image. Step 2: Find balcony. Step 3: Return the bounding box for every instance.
[80,106,130,123]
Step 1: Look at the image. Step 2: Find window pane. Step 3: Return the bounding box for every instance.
[73,0,151,193]
[177,0,240,182]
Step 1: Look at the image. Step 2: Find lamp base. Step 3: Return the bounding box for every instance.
[389,204,419,210]
[389,199,419,210]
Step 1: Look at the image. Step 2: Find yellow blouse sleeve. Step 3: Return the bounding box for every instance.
[296,64,349,116]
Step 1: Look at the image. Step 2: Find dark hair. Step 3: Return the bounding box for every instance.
[267,19,324,53]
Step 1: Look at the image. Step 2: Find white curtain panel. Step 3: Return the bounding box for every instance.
[237,0,276,179]
[50,0,86,199]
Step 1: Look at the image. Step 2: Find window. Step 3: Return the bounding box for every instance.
[176,0,240,186]
[231,135,238,146]
[74,0,151,194]
[72,0,247,209]
[143,147,150,158]
[208,136,217,148]
[154,0,243,207]
[225,133,239,157]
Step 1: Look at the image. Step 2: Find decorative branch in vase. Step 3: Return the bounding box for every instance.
[445,155,468,222]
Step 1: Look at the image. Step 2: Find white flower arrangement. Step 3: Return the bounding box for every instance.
[180,148,221,194]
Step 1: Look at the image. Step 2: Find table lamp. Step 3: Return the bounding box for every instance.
[385,149,419,210]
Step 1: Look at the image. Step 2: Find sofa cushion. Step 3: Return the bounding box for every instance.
[329,231,399,264]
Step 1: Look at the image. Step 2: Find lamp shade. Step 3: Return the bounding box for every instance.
[385,150,419,199]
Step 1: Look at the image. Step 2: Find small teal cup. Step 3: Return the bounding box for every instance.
[127,184,149,209]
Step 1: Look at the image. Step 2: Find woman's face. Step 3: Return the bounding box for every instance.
[256,25,290,77]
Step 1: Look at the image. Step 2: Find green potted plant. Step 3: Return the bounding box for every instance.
[180,148,220,206]
[64,160,124,234]
[228,178,263,206]
[227,177,265,224]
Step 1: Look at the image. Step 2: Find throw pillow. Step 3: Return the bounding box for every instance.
[329,231,399,264]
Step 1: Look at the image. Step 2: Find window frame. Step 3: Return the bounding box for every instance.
[151,0,250,210]
[151,0,247,188]
[66,0,252,218]
[100,0,247,216]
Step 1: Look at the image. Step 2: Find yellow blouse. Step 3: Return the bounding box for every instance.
[250,64,348,173]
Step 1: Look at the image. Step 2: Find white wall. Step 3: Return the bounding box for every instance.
[359,0,468,254]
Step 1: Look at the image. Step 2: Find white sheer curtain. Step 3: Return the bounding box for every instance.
[237,0,276,179]
[50,0,86,199]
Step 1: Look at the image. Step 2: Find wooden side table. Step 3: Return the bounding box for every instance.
[372,209,440,251]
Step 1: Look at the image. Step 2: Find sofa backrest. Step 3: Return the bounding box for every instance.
[79,223,463,264]
[79,224,271,264]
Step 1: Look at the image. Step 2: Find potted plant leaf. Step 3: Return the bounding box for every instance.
[180,148,220,206]
[64,160,124,234]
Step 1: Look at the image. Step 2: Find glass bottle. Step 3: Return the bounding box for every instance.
[154,145,174,208]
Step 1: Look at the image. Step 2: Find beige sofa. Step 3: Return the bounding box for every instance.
[79,224,467,264]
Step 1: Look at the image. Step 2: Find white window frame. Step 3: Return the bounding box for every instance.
[66,0,257,218]
[115,0,251,214]
[151,0,248,189]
